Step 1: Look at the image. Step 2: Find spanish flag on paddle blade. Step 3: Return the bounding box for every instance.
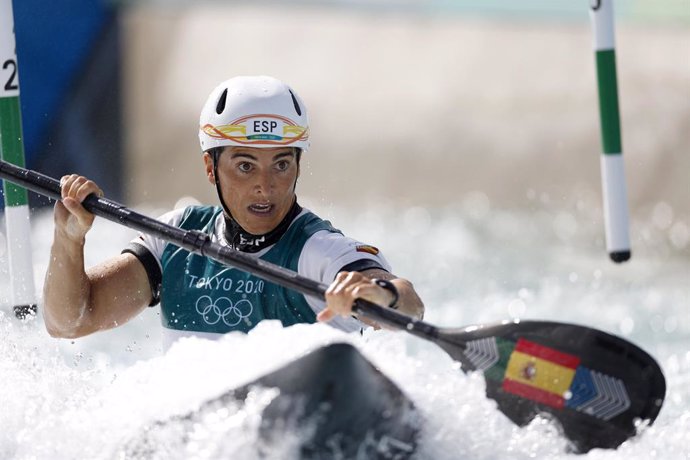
[502,339,580,409]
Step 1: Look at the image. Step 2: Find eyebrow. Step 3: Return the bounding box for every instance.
[272,151,296,161]
[229,151,295,161]
[230,152,258,160]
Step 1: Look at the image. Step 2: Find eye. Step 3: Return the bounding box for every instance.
[238,162,253,173]
[275,160,291,171]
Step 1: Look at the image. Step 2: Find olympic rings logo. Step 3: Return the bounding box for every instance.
[195,295,254,327]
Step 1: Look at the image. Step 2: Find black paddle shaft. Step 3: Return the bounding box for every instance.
[0,160,439,340]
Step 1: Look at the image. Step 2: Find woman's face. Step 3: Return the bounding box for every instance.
[204,146,299,235]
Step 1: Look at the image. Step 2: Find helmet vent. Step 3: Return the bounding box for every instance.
[216,88,228,114]
[289,89,302,116]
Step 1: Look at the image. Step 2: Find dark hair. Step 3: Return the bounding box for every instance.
[206,146,224,158]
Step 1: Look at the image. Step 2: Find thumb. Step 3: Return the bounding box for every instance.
[54,200,69,221]
[317,308,336,323]
[63,196,92,221]
[61,197,96,233]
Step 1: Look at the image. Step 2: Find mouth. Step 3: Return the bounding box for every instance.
[247,202,274,216]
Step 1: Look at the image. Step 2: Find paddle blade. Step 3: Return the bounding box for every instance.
[433,320,665,452]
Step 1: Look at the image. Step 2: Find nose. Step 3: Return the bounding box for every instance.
[254,169,274,195]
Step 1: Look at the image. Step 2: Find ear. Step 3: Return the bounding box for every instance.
[203,153,215,185]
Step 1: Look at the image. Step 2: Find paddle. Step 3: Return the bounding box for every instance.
[0,160,666,452]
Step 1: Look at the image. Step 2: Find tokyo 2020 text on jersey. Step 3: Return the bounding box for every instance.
[123,205,391,342]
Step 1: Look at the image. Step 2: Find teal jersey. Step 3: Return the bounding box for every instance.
[159,206,340,334]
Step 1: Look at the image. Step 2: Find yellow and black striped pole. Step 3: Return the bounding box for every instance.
[1,0,36,318]
[590,0,631,263]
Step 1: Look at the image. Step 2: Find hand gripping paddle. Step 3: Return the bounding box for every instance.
[0,160,666,452]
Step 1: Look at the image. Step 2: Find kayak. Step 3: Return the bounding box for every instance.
[125,343,421,459]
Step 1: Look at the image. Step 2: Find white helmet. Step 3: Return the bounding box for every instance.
[199,76,309,153]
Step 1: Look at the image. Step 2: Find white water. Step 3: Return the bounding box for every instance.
[0,202,688,459]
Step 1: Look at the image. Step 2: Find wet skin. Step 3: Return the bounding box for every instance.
[204,146,299,235]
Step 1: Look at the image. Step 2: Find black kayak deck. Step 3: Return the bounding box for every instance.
[125,342,421,459]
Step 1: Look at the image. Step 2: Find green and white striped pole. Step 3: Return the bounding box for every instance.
[589,0,631,263]
[1,0,37,319]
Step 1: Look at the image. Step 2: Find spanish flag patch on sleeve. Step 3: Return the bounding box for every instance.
[356,245,379,255]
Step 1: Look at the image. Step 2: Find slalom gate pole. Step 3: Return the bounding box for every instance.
[0,0,37,319]
[589,0,631,263]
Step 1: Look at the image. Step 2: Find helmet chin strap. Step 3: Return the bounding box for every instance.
[210,149,301,253]
[211,149,233,219]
